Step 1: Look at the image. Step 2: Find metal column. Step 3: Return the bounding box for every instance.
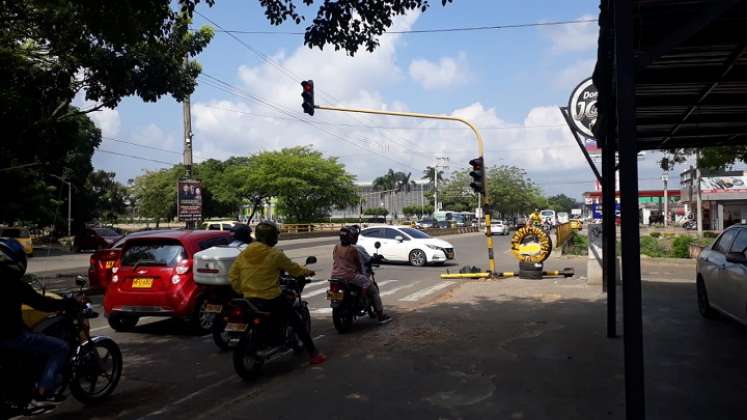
[601,137,617,337]
[614,0,646,418]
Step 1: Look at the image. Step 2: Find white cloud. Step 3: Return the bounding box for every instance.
[88,107,121,137]
[408,52,468,89]
[546,15,598,54]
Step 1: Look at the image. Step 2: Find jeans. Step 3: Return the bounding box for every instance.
[249,296,318,356]
[0,332,69,393]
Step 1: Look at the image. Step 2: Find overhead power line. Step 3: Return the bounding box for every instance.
[0,162,43,172]
[102,136,181,154]
[205,18,596,36]
[97,149,176,166]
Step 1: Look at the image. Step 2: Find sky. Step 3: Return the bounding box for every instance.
[84,0,679,200]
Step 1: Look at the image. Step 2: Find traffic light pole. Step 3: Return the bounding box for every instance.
[315,104,496,276]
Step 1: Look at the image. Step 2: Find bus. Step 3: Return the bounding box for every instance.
[434,210,476,227]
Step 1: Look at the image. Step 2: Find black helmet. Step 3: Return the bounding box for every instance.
[232,223,252,244]
[0,238,28,280]
[255,222,280,247]
[339,226,356,246]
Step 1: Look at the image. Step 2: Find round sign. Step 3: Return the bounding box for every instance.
[510,226,553,264]
[568,77,598,138]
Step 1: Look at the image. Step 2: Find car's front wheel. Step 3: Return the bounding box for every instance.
[409,249,427,267]
[697,276,718,319]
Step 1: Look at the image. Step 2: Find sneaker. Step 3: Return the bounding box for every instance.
[309,353,328,365]
[377,314,392,325]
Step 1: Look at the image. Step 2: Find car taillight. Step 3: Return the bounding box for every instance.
[175,259,190,275]
[330,283,341,292]
[112,275,119,283]
[229,306,243,320]
[89,256,96,266]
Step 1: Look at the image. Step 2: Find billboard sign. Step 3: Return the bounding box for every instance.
[591,203,620,220]
[177,179,203,222]
[700,176,747,194]
[568,77,599,140]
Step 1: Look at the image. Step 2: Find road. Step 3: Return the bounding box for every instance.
[38,232,585,419]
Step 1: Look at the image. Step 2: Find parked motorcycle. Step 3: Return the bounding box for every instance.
[683,219,697,230]
[227,256,317,381]
[1,276,123,418]
[327,241,384,334]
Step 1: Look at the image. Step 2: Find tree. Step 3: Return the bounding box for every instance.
[86,171,128,223]
[364,207,389,217]
[422,166,445,187]
[546,194,577,213]
[486,166,545,217]
[130,166,184,226]
[439,169,478,212]
[242,147,357,222]
[402,205,434,218]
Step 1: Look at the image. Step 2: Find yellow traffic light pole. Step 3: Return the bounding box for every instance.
[315,104,496,277]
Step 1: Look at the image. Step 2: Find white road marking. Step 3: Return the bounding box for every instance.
[379,283,416,297]
[400,281,455,302]
[311,308,333,315]
[303,279,398,299]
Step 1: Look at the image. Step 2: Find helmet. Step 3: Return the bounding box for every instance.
[232,223,252,244]
[339,226,357,246]
[255,222,280,247]
[0,238,28,280]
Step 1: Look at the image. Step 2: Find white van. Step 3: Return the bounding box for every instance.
[540,209,557,226]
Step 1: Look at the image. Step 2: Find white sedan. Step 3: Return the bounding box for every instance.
[485,220,509,235]
[358,226,455,266]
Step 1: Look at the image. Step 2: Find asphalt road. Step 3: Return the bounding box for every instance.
[37,232,586,419]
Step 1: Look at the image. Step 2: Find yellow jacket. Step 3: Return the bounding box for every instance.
[228,242,312,300]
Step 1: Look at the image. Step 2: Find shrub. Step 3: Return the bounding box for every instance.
[562,231,589,255]
[662,232,676,239]
[704,231,718,238]
[670,235,695,258]
[640,235,667,257]
[650,231,661,238]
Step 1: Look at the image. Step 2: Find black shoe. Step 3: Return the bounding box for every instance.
[377,314,392,325]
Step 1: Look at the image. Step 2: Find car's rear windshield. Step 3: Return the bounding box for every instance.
[0,228,29,238]
[94,228,119,237]
[121,240,187,268]
[541,211,554,217]
[400,228,430,239]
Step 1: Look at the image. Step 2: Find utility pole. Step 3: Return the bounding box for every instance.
[696,151,703,236]
[433,156,449,211]
[662,173,669,228]
[182,55,195,229]
[51,175,72,237]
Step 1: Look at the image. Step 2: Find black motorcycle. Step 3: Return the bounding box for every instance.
[227,256,317,381]
[327,241,384,334]
[1,277,122,418]
[203,286,242,351]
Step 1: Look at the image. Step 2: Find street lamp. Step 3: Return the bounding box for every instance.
[50,174,72,237]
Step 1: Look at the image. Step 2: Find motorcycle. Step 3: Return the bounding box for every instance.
[1,276,123,418]
[327,241,384,334]
[227,256,317,381]
[683,219,697,230]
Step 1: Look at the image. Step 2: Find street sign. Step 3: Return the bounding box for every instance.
[568,77,598,139]
[177,179,202,222]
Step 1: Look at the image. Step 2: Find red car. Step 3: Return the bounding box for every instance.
[104,230,232,331]
[73,227,124,252]
[88,230,172,290]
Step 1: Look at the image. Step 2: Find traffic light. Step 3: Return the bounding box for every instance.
[469,156,485,195]
[301,80,314,116]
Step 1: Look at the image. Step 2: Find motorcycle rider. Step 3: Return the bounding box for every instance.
[228,222,327,365]
[331,227,391,324]
[0,238,79,401]
[229,223,252,249]
[528,208,542,227]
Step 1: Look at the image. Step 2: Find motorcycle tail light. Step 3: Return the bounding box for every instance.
[253,318,262,325]
[330,283,341,292]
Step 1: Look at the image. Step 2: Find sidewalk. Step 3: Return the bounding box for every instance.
[213,271,746,420]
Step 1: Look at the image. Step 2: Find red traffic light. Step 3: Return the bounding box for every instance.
[469,156,483,169]
[301,80,315,116]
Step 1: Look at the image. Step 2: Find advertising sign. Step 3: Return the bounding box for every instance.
[177,179,203,222]
[700,176,747,193]
[591,203,620,220]
[568,77,599,140]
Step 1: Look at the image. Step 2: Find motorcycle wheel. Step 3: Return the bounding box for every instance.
[70,339,123,404]
[332,307,353,334]
[291,305,312,355]
[211,318,232,351]
[233,330,264,381]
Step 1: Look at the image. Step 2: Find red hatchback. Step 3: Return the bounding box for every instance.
[104,230,232,331]
[88,230,173,290]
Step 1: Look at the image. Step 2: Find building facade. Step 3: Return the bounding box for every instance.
[330,180,433,220]
[680,168,747,231]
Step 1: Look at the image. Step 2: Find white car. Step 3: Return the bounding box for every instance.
[358,226,455,266]
[485,220,508,236]
[696,224,747,324]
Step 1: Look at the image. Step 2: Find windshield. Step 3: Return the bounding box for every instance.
[121,241,187,268]
[541,211,554,217]
[400,228,431,239]
[94,228,120,237]
[452,214,465,222]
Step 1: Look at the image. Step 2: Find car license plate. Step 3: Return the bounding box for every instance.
[225,322,248,332]
[204,304,223,313]
[326,290,344,301]
[131,278,153,288]
[104,260,115,269]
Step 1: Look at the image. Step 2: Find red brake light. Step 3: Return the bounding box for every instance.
[330,283,341,292]
[229,306,243,319]
[253,318,262,325]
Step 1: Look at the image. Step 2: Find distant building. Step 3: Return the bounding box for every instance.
[330,180,432,220]
[680,168,747,230]
[582,189,683,225]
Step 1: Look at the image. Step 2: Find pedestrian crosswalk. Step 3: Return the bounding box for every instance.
[303,279,457,316]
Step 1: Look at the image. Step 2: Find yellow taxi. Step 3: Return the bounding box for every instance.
[0,226,33,256]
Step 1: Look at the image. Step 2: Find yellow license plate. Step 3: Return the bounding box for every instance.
[132,278,153,288]
[105,260,116,269]
[225,323,248,332]
[326,290,344,301]
[204,304,223,313]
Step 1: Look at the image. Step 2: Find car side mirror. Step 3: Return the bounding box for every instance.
[726,252,747,264]
[75,275,88,288]
[395,235,404,243]
[374,241,381,250]
[305,256,317,265]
